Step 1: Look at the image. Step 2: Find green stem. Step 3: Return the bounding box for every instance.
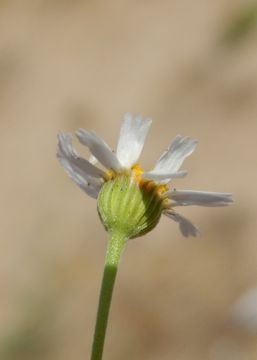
[90,232,126,360]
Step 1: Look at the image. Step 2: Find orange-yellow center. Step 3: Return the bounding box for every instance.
[104,163,169,199]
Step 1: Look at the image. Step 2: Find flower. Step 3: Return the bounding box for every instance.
[57,113,233,237]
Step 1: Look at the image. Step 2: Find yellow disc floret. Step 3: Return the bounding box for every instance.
[105,163,169,200]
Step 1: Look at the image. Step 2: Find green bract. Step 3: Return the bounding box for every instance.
[97,175,164,239]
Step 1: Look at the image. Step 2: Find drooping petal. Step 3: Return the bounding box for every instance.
[164,210,200,237]
[76,129,122,171]
[167,190,233,207]
[116,112,152,168]
[153,135,197,174]
[57,133,105,178]
[57,133,102,198]
[143,170,187,183]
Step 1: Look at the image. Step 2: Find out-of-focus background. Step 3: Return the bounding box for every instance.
[1,1,257,359]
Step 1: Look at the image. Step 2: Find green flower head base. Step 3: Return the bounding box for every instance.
[57,113,233,239]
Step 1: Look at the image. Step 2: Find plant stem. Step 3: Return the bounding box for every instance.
[90,232,126,360]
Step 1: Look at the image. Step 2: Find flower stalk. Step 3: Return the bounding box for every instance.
[91,232,126,360]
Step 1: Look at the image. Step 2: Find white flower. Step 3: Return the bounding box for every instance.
[57,113,233,237]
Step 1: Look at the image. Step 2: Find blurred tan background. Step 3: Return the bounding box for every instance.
[1,1,257,359]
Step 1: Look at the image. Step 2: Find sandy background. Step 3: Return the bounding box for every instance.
[1,1,257,359]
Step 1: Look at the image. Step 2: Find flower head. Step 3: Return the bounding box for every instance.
[57,113,233,238]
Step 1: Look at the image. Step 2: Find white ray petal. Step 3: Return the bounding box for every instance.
[143,170,187,183]
[57,133,105,178]
[164,210,200,237]
[57,133,102,198]
[167,190,233,207]
[76,129,122,171]
[89,154,98,165]
[116,112,152,168]
[153,135,197,173]
[88,154,102,175]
